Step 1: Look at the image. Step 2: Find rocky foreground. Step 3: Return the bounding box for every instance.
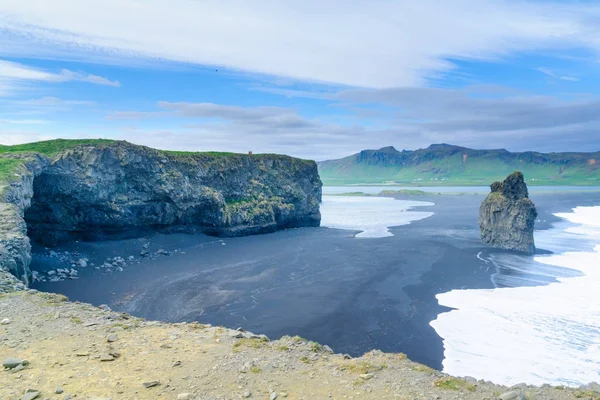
[2,292,599,400]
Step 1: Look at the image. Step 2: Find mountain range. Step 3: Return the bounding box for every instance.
[317,144,600,186]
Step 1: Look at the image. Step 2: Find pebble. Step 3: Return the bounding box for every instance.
[270,393,278,400]
[143,380,161,388]
[21,389,41,400]
[499,391,521,400]
[2,358,28,369]
[1,318,10,324]
[177,394,192,400]
[106,333,118,342]
[360,373,375,380]
[100,354,115,362]
[242,391,251,398]
[56,387,64,394]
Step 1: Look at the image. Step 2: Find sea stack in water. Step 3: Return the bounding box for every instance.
[479,171,537,254]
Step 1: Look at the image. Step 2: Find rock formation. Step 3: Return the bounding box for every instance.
[0,140,322,289]
[478,171,537,254]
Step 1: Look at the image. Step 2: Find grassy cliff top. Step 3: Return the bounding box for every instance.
[0,138,311,159]
[0,139,316,190]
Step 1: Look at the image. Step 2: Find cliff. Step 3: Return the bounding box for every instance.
[478,172,537,254]
[0,139,322,288]
[318,144,600,185]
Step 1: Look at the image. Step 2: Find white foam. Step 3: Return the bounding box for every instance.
[320,196,434,238]
[430,206,600,387]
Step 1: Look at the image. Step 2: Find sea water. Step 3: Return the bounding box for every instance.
[320,196,434,238]
[430,206,600,387]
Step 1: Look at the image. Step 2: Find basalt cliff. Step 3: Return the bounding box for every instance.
[0,140,322,289]
[478,171,537,254]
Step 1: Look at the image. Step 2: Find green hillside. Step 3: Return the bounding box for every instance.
[318,144,600,186]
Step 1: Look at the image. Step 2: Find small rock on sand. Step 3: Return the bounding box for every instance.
[177,394,192,400]
[99,354,114,362]
[1,318,10,324]
[143,380,161,388]
[499,391,521,400]
[3,358,28,369]
[21,389,41,400]
[106,333,118,342]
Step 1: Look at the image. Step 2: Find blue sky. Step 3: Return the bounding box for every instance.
[1,0,600,160]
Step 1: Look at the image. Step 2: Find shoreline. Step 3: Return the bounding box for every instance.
[2,192,597,397]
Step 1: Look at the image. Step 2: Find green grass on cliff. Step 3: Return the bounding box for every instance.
[0,139,117,156]
[0,139,317,198]
[0,139,316,167]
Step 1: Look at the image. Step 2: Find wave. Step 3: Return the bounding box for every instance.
[320,195,434,238]
[430,206,600,387]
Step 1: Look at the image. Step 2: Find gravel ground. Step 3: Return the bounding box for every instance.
[2,291,599,400]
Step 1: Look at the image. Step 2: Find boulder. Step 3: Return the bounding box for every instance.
[479,172,537,254]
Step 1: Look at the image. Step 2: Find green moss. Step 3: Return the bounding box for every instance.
[343,361,386,374]
[232,337,269,352]
[249,365,261,373]
[0,157,23,184]
[433,377,476,392]
[38,292,69,303]
[308,341,323,352]
[410,363,435,373]
[291,335,306,343]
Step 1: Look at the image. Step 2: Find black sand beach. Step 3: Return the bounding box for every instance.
[30,191,600,370]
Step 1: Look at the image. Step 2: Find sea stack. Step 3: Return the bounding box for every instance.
[478,171,537,254]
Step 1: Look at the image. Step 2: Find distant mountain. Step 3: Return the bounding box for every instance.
[317,144,600,186]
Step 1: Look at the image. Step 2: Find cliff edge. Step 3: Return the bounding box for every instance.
[0,139,322,289]
[1,291,597,400]
[478,171,537,254]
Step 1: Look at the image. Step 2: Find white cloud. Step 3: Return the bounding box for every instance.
[0,60,120,96]
[17,97,96,106]
[536,67,580,82]
[0,119,49,125]
[559,75,580,82]
[1,1,600,88]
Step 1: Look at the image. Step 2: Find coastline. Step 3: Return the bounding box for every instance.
[1,189,597,397]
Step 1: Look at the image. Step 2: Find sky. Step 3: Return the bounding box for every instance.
[1,0,600,160]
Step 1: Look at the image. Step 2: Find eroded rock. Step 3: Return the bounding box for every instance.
[479,172,537,253]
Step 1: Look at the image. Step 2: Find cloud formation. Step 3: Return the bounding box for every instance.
[536,67,580,82]
[2,1,600,87]
[99,89,600,160]
[0,60,120,96]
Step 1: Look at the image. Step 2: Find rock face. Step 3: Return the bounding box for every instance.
[479,172,537,254]
[0,141,322,286]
